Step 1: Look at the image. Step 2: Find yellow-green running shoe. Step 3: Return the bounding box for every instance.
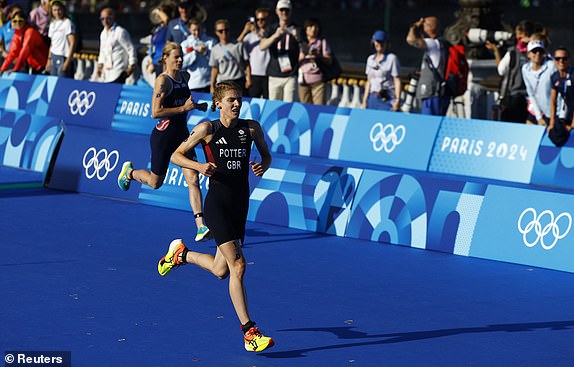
[157,239,186,276]
[195,225,210,242]
[118,161,133,191]
[244,327,274,352]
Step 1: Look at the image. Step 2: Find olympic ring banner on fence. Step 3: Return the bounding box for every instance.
[46,78,122,129]
[470,185,574,273]
[429,117,545,183]
[48,125,150,200]
[334,109,442,171]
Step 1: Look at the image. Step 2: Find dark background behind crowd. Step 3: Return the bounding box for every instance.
[9,0,574,68]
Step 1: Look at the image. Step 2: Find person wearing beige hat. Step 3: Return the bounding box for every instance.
[521,38,557,125]
[259,0,300,102]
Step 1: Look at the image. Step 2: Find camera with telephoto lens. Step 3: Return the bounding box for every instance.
[195,102,208,112]
[400,72,419,113]
[467,28,513,45]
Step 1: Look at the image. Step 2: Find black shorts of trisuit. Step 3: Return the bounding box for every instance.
[204,181,249,246]
[149,122,197,176]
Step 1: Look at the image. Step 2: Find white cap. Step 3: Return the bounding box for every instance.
[276,0,292,9]
[527,39,545,53]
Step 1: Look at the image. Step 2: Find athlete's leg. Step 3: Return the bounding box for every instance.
[183,245,229,279]
[217,240,250,324]
[130,169,164,189]
[182,168,206,229]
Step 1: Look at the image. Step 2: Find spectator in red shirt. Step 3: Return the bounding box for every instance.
[0,11,48,74]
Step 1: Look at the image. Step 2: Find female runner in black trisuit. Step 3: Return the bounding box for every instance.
[117,42,209,241]
[157,81,274,353]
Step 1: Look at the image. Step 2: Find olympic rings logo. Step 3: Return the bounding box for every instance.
[82,147,119,181]
[517,208,572,250]
[369,122,406,153]
[68,90,96,116]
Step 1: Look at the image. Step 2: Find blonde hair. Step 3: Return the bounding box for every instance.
[159,42,182,65]
[211,81,242,112]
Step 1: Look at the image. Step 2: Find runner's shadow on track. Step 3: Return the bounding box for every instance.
[244,228,329,247]
[260,321,574,358]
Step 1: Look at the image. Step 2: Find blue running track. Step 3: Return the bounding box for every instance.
[1,187,574,366]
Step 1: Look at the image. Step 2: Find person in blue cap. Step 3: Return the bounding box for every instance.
[361,30,402,111]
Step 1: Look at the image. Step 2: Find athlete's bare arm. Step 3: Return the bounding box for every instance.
[248,120,272,176]
[151,73,195,119]
[172,122,217,176]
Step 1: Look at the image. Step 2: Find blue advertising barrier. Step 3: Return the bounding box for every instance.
[530,133,574,190]
[471,185,574,273]
[0,110,62,175]
[47,77,122,129]
[138,161,210,211]
[0,73,38,111]
[344,169,487,254]
[6,74,574,274]
[429,117,545,183]
[248,156,361,236]
[48,125,149,201]
[335,109,441,171]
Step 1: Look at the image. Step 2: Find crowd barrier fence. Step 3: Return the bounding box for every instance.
[1,73,573,273]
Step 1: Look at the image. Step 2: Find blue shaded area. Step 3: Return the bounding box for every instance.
[1,189,574,366]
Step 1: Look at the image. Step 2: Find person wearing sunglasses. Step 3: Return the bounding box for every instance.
[548,47,574,146]
[522,37,556,125]
[259,0,300,102]
[0,4,24,61]
[209,19,251,95]
[0,10,48,75]
[96,6,136,84]
[237,8,271,99]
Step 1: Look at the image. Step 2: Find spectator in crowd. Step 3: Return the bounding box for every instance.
[147,3,174,78]
[548,46,574,146]
[96,6,137,84]
[166,0,207,44]
[260,0,300,102]
[486,20,537,123]
[0,10,48,75]
[237,7,271,99]
[406,16,450,115]
[29,0,49,43]
[362,29,402,111]
[522,38,556,125]
[209,19,251,94]
[0,4,23,61]
[297,17,332,105]
[181,18,214,92]
[45,0,76,77]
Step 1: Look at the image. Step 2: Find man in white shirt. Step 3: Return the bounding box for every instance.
[96,6,137,84]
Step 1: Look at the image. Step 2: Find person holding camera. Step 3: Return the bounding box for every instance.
[297,17,332,105]
[361,30,401,111]
[522,38,556,126]
[406,16,450,116]
[485,20,538,123]
[237,8,271,99]
[548,47,574,146]
[259,0,300,102]
[117,42,210,242]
